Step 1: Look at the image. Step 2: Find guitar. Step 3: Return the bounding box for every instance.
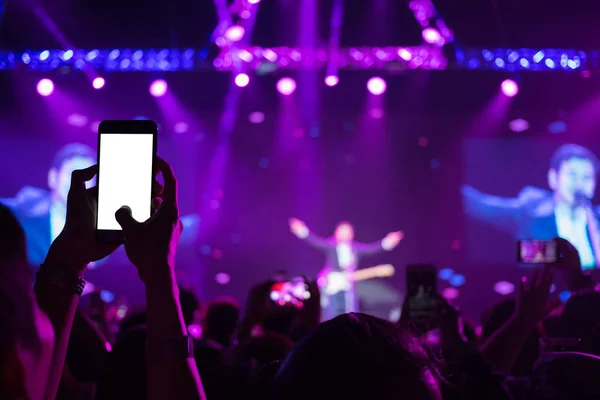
[323,264,395,295]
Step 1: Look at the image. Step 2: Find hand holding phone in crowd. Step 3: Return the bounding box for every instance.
[96,120,158,244]
[517,240,558,264]
[115,156,183,284]
[516,266,554,326]
[45,165,120,269]
[269,278,311,308]
[400,264,439,333]
[517,238,595,292]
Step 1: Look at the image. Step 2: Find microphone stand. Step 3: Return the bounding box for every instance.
[580,197,600,266]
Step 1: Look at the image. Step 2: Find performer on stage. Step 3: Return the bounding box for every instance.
[289,218,403,320]
[463,143,600,269]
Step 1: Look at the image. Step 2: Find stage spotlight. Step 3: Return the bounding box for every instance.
[441,287,460,301]
[548,120,567,134]
[439,268,454,280]
[276,77,296,95]
[92,77,105,89]
[149,79,168,97]
[36,78,54,96]
[449,274,466,287]
[215,272,231,285]
[235,73,250,87]
[67,113,88,127]
[509,118,529,132]
[174,122,189,134]
[398,48,412,61]
[367,77,386,95]
[559,290,571,303]
[324,75,339,87]
[501,79,519,97]
[493,281,515,296]
[248,0,260,3]
[249,111,265,124]
[422,27,443,45]
[225,25,245,42]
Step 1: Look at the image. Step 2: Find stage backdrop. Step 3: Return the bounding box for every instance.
[3,69,600,320]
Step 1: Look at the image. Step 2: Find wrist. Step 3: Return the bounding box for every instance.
[381,238,392,251]
[143,267,178,292]
[45,236,89,272]
[35,264,87,295]
[42,254,87,278]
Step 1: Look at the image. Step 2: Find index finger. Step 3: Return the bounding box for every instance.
[70,165,98,191]
[155,156,177,205]
[540,265,554,286]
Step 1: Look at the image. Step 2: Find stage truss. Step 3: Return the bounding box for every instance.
[0,0,596,74]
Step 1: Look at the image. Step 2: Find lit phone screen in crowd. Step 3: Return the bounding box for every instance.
[97,133,154,233]
[518,240,557,263]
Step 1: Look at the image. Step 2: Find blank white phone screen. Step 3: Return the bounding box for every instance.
[97,133,154,230]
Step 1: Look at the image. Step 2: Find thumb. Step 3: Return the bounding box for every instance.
[115,206,137,232]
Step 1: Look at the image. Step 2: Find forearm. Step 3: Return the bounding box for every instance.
[479,314,534,374]
[71,311,110,376]
[35,253,86,400]
[357,240,385,255]
[145,270,205,400]
[462,186,518,230]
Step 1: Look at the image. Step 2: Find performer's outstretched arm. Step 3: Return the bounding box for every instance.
[356,231,403,255]
[461,185,520,232]
[289,218,332,250]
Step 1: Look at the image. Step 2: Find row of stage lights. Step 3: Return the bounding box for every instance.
[35,75,520,97]
[34,75,373,96]
[3,47,594,72]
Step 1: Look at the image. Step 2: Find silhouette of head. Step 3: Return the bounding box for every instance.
[0,204,54,400]
[334,221,354,242]
[204,297,240,347]
[271,313,442,400]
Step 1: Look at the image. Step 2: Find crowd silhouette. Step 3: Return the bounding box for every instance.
[2,156,600,400]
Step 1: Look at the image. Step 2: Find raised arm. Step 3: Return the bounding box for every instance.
[289,218,332,250]
[115,156,204,400]
[461,185,520,232]
[35,166,120,400]
[480,266,553,374]
[356,231,403,255]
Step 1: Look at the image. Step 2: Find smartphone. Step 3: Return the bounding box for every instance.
[406,264,438,331]
[517,240,557,264]
[96,120,157,243]
[269,277,311,307]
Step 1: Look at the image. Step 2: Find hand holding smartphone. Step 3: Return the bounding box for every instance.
[270,277,311,308]
[405,264,438,332]
[96,120,158,244]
